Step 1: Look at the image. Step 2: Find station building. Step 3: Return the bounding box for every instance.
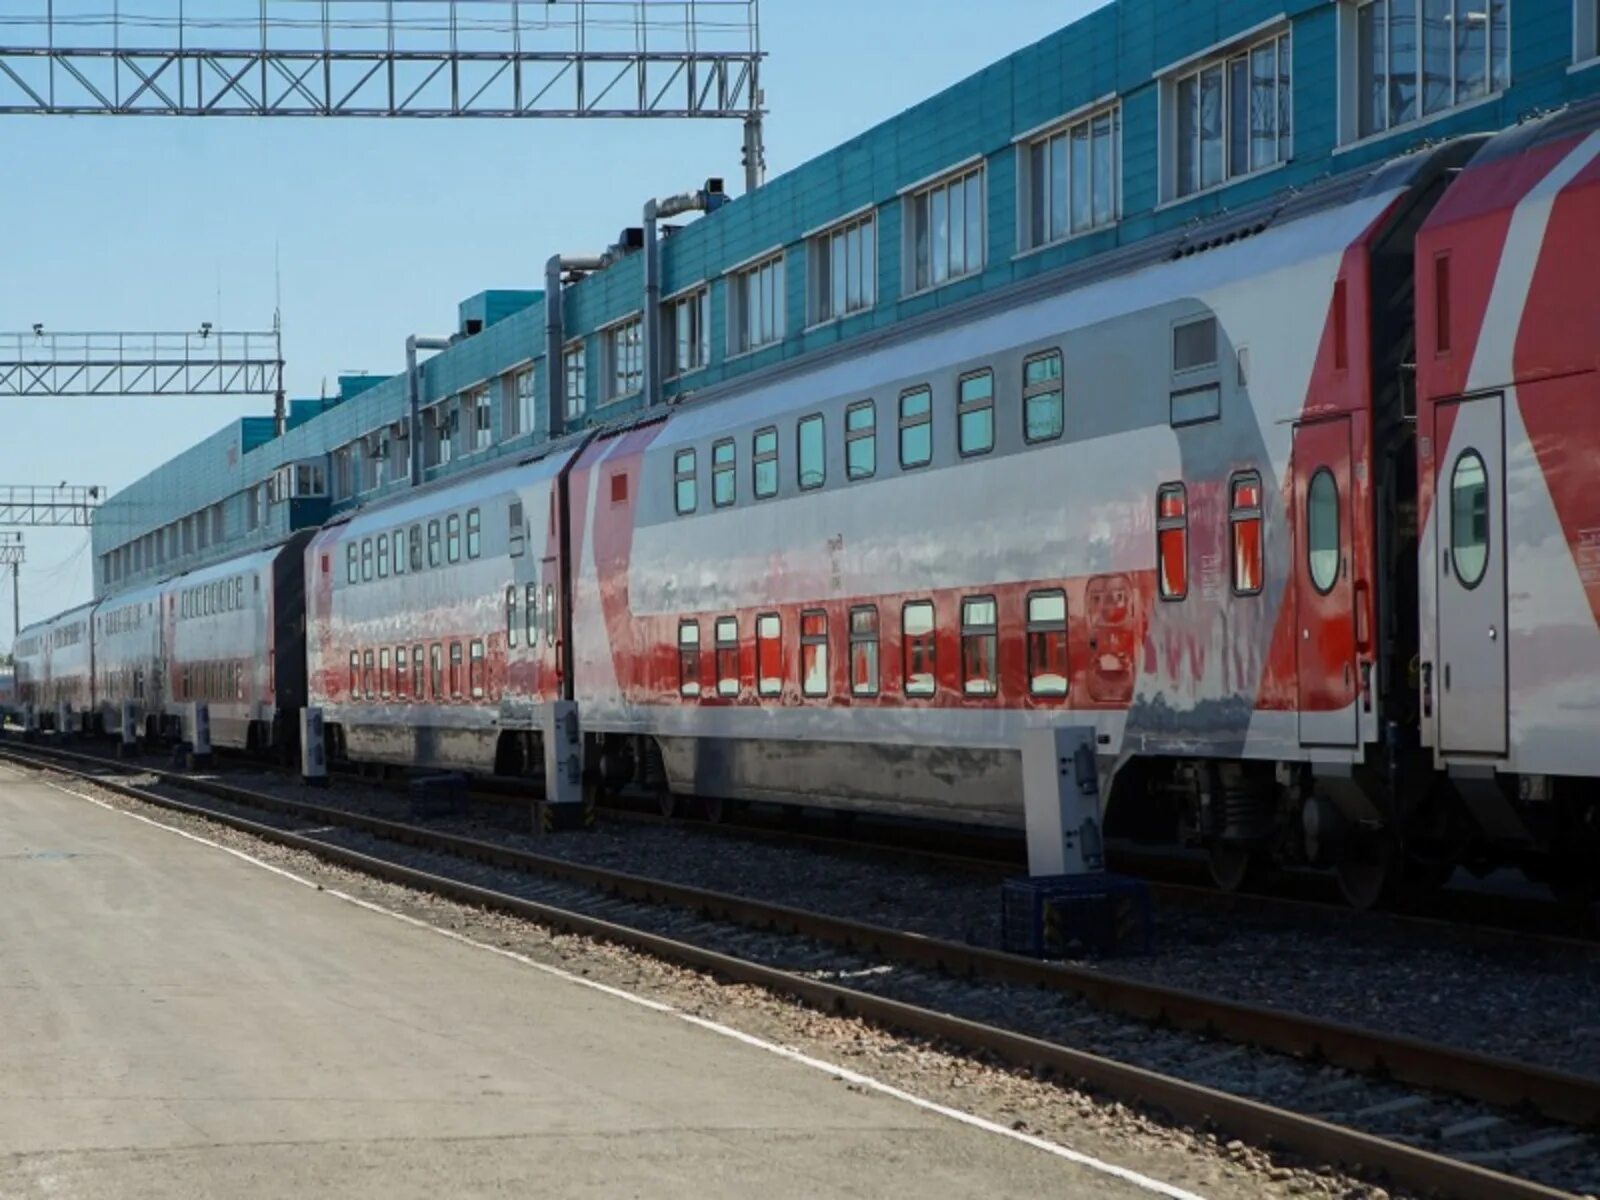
[91,0,1600,596]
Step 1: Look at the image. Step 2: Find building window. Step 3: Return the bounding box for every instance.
[753,427,779,500]
[1230,472,1265,595]
[675,449,698,515]
[715,617,739,697]
[1352,0,1509,141]
[797,414,825,490]
[469,385,493,452]
[756,614,782,698]
[908,163,985,292]
[1158,483,1189,600]
[903,601,937,697]
[958,370,994,457]
[961,596,999,697]
[899,387,932,469]
[446,513,461,564]
[712,439,736,507]
[466,508,482,559]
[679,621,702,697]
[1023,105,1120,250]
[565,342,587,420]
[665,287,710,378]
[730,253,785,355]
[1027,590,1069,697]
[504,367,536,439]
[796,610,831,698]
[839,401,876,480]
[1171,28,1292,199]
[810,211,877,324]
[850,606,880,697]
[1581,0,1600,64]
[604,317,644,403]
[1024,351,1065,443]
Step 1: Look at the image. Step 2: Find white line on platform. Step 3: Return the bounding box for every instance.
[36,773,1207,1200]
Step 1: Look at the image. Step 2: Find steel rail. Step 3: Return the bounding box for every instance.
[7,742,1598,1127]
[0,743,1575,1200]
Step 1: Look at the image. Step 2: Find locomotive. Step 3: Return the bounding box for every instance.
[17,100,1600,907]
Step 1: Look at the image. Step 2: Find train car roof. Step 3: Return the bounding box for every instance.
[1469,91,1600,168]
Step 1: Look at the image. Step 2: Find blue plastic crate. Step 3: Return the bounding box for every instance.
[1001,873,1152,959]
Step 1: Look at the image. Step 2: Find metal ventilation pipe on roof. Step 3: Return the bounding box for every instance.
[544,255,604,440]
[643,179,728,410]
[406,334,451,487]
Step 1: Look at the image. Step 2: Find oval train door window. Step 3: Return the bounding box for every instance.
[1450,450,1489,589]
[1306,469,1340,594]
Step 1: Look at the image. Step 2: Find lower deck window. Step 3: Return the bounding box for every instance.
[757,614,782,697]
[716,617,740,697]
[379,647,392,697]
[800,610,829,698]
[903,601,936,697]
[363,649,375,699]
[850,606,880,696]
[470,640,485,699]
[430,644,443,698]
[413,645,425,698]
[1157,483,1189,600]
[349,651,359,696]
[1027,590,1069,696]
[1230,472,1264,595]
[679,621,702,697]
[960,596,998,696]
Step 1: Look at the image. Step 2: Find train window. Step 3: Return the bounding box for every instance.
[903,601,937,697]
[363,649,375,700]
[1307,470,1340,595]
[428,520,442,568]
[545,584,556,647]
[379,648,391,698]
[469,641,486,699]
[392,531,405,577]
[1157,484,1189,601]
[466,508,482,559]
[346,543,358,585]
[715,617,740,697]
[679,621,702,697]
[961,596,999,696]
[1450,451,1489,589]
[362,538,374,582]
[1173,315,1218,373]
[753,427,779,500]
[798,414,825,491]
[395,646,409,698]
[1027,591,1069,697]
[412,646,425,698]
[899,387,932,469]
[430,644,443,698]
[846,401,876,480]
[757,614,782,697]
[800,609,829,698]
[447,514,462,564]
[410,525,424,571]
[1024,351,1064,443]
[957,370,995,457]
[1230,472,1265,596]
[377,535,389,579]
[506,586,519,649]
[675,449,698,515]
[713,439,737,507]
[526,583,538,646]
[449,643,463,698]
[349,651,359,696]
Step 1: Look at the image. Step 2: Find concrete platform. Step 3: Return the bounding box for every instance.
[0,770,1177,1200]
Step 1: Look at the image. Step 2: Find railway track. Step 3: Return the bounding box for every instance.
[3,740,1594,1199]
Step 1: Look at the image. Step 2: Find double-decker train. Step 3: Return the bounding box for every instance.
[15,99,1600,906]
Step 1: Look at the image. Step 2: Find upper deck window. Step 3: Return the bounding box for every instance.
[1167,28,1292,200]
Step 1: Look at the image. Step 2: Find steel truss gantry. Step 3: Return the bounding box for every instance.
[0,1,766,185]
[0,329,283,400]
[0,486,102,528]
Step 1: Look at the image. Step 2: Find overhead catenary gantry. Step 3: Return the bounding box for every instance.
[0,1,767,189]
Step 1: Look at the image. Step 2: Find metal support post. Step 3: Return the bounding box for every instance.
[300,706,329,787]
[406,335,451,487]
[188,701,212,768]
[743,114,767,194]
[1019,726,1106,877]
[539,700,590,833]
[117,700,139,759]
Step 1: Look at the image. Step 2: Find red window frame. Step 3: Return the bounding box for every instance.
[1026,589,1069,698]
[800,610,829,698]
[849,606,880,697]
[679,620,702,698]
[756,613,783,697]
[902,601,937,698]
[960,596,999,697]
[1229,471,1264,596]
[715,617,740,697]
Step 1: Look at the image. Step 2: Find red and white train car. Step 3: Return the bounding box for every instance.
[1414,104,1600,894]
[14,602,96,731]
[92,581,164,739]
[305,449,574,776]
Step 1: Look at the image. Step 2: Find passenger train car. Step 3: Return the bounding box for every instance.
[14,601,96,731]
[18,98,1600,906]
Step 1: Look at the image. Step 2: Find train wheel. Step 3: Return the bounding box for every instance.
[700,795,726,824]
[1336,833,1398,910]
[1206,843,1261,893]
[655,780,679,820]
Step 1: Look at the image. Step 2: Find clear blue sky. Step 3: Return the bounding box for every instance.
[0,1,1101,637]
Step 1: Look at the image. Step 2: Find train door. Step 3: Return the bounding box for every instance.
[1433,393,1507,756]
[1293,417,1358,747]
[542,554,562,697]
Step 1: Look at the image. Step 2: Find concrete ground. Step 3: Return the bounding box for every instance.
[0,769,1182,1200]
